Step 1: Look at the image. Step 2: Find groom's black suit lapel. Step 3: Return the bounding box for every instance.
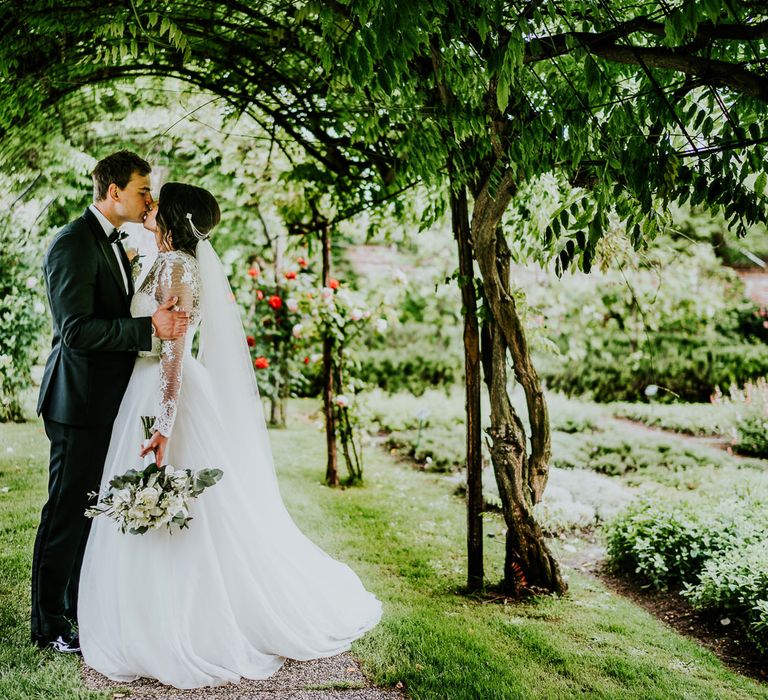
[82,208,132,302]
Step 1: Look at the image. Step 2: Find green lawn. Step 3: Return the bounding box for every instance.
[1,403,766,700]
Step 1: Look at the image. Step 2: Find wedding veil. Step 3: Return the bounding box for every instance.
[195,239,279,491]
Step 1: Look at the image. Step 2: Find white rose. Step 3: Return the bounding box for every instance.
[350,308,364,321]
[25,276,38,289]
[321,287,334,300]
[292,323,303,338]
[286,298,299,312]
[164,464,175,477]
[310,353,323,364]
[33,301,46,314]
[136,486,160,509]
[375,318,388,333]
[335,394,351,408]
[127,505,150,523]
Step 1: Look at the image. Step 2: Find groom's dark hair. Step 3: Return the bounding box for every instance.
[91,150,152,201]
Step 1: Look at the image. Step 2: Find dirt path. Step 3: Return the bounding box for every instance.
[607,416,742,456]
[81,653,406,700]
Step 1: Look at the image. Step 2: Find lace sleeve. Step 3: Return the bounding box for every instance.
[151,253,199,437]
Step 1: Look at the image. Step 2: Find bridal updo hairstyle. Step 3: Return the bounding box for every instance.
[156,182,221,255]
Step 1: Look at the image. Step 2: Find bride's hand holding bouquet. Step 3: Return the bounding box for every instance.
[85,416,223,535]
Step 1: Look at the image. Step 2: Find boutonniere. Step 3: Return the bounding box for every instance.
[125,247,144,280]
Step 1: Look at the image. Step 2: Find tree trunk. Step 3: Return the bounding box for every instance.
[472,171,566,595]
[480,302,564,594]
[269,351,288,428]
[321,223,339,486]
[270,229,288,428]
[269,389,282,426]
[451,180,484,592]
[431,35,485,592]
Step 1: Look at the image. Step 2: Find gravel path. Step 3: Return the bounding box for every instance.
[81,652,407,700]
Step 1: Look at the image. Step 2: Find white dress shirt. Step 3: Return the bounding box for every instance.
[89,204,130,294]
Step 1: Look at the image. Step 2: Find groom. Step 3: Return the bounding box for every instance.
[32,151,189,653]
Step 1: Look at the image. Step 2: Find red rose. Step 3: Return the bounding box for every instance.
[284,270,297,280]
[254,356,269,369]
[297,257,308,268]
[256,290,264,300]
[329,278,340,290]
[268,295,282,309]
[303,356,310,364]
[247,266,260,278]
[246,335,256,347]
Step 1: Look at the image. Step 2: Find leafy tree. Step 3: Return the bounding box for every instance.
[312,0,768,595]
[2,0,767,596]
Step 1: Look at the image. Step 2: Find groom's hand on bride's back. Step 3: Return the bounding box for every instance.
[151,297,189,340]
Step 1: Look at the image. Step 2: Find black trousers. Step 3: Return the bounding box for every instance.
[31,418,113,643]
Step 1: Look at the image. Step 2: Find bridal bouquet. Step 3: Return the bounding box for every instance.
[85,416,223,535]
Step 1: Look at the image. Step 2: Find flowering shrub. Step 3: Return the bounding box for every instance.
[239,251,399,479]
[0,240,47,421]
[241,256,316,425]
[302,279,394,484]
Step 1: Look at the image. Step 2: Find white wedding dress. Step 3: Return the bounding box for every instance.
[78,245,381,689]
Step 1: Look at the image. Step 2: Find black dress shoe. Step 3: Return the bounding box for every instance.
[40,630,80,654]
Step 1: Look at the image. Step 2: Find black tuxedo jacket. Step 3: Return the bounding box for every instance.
[37,208,153,426]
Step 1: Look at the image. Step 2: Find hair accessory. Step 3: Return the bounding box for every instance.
[186,212,209,240]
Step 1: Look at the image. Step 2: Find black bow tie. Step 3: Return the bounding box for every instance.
[108,228,128,244]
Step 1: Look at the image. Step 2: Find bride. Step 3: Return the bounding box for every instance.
[78,183,382,688]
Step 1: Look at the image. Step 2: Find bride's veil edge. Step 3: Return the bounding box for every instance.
[195,239,280,490]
